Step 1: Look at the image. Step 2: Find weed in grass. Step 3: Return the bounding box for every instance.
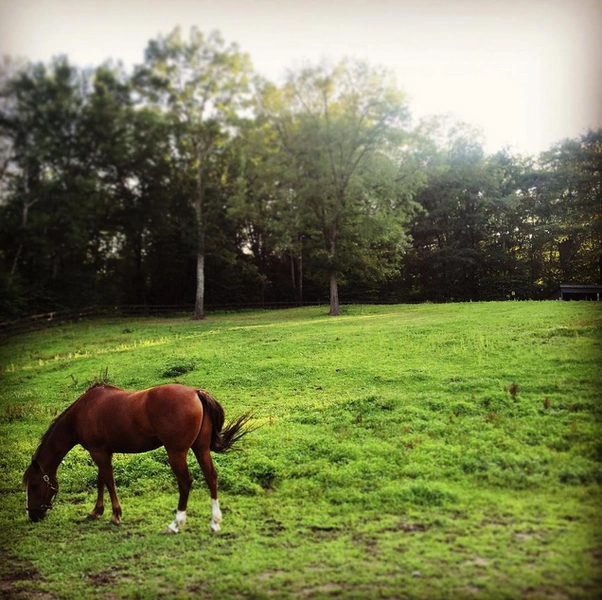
[3,399,59,423]
[86,366,111,388]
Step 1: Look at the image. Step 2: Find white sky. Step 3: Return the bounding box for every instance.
[1,0,601,156]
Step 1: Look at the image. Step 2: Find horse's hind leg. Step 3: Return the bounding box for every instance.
[192,442,222,532]
[164,449,193,534]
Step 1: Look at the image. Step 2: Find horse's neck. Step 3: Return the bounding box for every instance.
[37,413,77,474]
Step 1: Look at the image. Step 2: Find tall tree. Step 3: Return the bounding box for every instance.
[134,27,252,319]
[260,60,417,315]
[0,58,108,312]
[226,111,311,305]
[402,118,520,301]
[83,63,184,305]
[538,130,602,286]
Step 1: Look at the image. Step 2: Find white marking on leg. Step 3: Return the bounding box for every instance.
[210,498,222,532]
[167,509,186,533]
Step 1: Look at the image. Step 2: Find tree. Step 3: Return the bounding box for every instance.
[538,130,602,286]
[260,60,417,315]
[0,57,109,312]
[134,27,252,319]
[83,63,187,305]
[402,118,532,301]
[226,109,315,305]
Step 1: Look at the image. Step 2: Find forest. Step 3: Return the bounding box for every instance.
[0,27,600,320]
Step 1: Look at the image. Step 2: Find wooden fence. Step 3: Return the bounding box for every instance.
[0,301,325,339]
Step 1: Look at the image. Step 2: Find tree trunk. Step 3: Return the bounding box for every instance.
[329,272,340,316]
[326,230,340,315]
[193,163,205,320]
[290,251,296,296]
[10,179,36,280]
[10,243,23,278]
[298,245,303,306]
[194,252,205,320]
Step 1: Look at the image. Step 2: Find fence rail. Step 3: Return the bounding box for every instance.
[0,307,108,338]
[0,301,326,339]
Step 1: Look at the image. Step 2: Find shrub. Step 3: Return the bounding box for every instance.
[161,359,195,378]
[248,457,279,489]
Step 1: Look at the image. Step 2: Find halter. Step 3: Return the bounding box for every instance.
[26,466,58,511]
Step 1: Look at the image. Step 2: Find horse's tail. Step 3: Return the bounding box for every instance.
[197,389,253,453]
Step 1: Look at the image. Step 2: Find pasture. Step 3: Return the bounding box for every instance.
[0,302,601,599]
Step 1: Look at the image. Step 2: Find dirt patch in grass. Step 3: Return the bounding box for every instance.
[0,550,54,599]
[393,522,429,533]
[87,568,120,587]
[86,566,137,593]
[308,525,342,539]
[522,585,572,600]
[300,582,348,598]
[462,556,490,567]
[256,569,288,581]
[187,582,211,595]
[262,518,286,535]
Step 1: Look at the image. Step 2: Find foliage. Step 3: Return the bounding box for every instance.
[0,32,601,319]
[134,27,253,320]
[399,118,602,302]
[256,60,418,315]
[0,303,601,598]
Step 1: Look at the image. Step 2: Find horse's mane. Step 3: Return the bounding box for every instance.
[86,382,108,392]
[32,384,108,461]
[32,404,73,461]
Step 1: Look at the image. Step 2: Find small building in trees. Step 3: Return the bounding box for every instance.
[552,284,602,301]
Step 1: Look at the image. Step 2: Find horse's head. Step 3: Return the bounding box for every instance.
[23,460,58,522]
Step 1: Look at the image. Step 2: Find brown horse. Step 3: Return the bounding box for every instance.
[23,383,251,533]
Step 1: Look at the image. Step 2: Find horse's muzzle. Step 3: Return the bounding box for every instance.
[27,509,47,522]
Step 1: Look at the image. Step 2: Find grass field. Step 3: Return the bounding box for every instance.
[0,302,601,599]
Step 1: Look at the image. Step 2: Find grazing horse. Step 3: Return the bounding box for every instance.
[23,383,251,533]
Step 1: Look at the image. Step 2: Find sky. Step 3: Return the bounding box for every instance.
[1,0,601,156]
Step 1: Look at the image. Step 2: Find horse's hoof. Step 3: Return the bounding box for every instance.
[86,513,101,521]
[163,527,178,535]
[110,518,122,526]
[209,523,221,533]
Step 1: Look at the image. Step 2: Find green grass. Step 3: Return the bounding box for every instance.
[1,302,601,599]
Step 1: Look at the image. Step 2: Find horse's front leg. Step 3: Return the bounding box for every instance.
[87,470,105,520]
[89,450,122,525]
[164,449,193,534]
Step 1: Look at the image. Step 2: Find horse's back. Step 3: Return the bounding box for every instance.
[75,384,204,453]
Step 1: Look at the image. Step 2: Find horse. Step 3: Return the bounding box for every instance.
[23,383,252,533]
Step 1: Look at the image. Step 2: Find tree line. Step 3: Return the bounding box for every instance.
[1,27,600,320]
